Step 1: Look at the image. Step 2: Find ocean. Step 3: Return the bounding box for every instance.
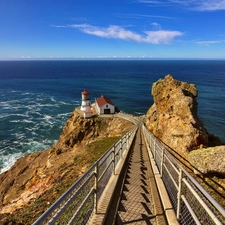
[0,60,225,173]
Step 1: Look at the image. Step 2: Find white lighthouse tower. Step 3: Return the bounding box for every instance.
[81,89,93,118]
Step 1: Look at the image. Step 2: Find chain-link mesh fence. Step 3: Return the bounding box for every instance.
[33,126,138,225]
[142,125,225,225]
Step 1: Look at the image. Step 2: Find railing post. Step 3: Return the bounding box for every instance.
[120,139,122,157]
[177,168,183,220]
[153,138,156,159]
[113,145,116,175]
[160,147,164,177]
[125,133,128,149]
[94,163,99,214]
[121,136,125,154]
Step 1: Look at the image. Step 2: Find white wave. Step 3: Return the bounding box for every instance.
[22,119,33,123]
[56,112,71,117]
[31,131,37,136]
[58,101,75,105]
[28,108,42,114]
[43,115,54,125]
[21,92,33,96]
[0,138,55,174]
[9,113,29,117]
[0,114,10,119]
[26,140,53,154]
[44,115,52,119]
[9,120,21,123]
[0,152,23,174]
[10,90,18,93]
[36,103,56,107]
[14,133,26,139]
[133,111,144,115]
[51,97,56,102]
[1,99,20,105]
[31,111,42,116]
[25,127,36,131]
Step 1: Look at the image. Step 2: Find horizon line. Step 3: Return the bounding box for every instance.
[1,57,225,61]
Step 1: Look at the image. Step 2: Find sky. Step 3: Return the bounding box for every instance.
[1,0,225,59]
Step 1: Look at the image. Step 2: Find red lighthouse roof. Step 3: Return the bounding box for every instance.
[81,89,90,95]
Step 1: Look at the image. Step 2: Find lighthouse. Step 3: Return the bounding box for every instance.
[81,89,93,118]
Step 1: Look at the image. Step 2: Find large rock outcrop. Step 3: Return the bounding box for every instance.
[146,75,208,158]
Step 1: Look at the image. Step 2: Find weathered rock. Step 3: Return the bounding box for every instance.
[188,146,225,176]
[54,110,132,150]
[146,74,209,158]
[0,109,133,216]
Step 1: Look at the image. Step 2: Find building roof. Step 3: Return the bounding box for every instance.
[81,89,90,95]
[96,95,114,107]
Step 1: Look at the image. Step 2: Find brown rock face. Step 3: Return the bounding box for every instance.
[54,110,132,151]
[188,146,225,176]
[146,75,208,158]
[0,109,133,217]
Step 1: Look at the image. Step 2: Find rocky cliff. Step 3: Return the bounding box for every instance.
[145,74,224,176]
[0,110,134,223]
[146,75,215,156]
[145,75,225,207]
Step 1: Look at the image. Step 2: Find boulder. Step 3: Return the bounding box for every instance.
[188,146,225,176]
[145,74,208,158]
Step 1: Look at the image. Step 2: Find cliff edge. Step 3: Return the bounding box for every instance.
[145,74,224,178]
[0,110,134,223]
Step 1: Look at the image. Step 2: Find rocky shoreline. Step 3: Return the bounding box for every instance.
[0,74,224,224]
[0,110,134,223]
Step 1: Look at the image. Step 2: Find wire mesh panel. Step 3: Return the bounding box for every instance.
[142,125,225,225]
[36,170,96,225]
[180,177,223,225]
[33,126,138,225]
[162,164,178,212]
[67,189,94,225]
[164,154,179,186]
[179,201,196,225]
[154,144,162,170]
[97,159,114,200]
[115,140,122,159]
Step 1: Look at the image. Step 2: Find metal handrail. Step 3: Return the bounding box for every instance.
[33,125,138,225]
[142,125,225,225]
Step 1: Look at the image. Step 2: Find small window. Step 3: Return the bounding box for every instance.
[106,104,108,108]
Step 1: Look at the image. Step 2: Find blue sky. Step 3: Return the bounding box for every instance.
[1,0,225,59]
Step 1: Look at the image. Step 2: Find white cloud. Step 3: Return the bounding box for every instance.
[71,24,142,42]
[193,0,225,11]
[138,0,225,11]
[151,22,161,30]
[138,0,163,4]
[115,13,176,20]
[145,30,183,44]
[195,40,225,45]
[67,24,183,44]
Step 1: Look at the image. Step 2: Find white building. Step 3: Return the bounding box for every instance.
[81,89,93,118]
[95,95,115,115]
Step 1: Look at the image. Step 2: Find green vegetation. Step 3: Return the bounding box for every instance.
[86,136,120,164]
[0,135,123,224]
[73,136,121,166]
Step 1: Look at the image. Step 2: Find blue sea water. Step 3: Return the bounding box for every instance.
[0,60,225,173]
